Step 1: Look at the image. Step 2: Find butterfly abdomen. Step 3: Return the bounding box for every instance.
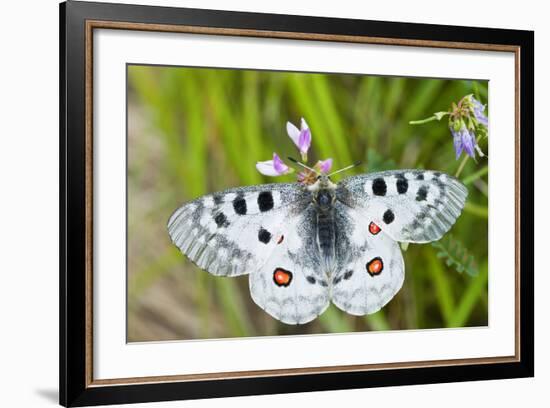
[316,209,336,272]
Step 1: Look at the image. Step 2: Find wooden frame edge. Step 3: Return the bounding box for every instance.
[81,18,525,390]
[88,19,520,52]
[89,355,519,387]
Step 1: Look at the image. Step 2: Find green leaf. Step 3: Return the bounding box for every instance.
[431,234,479,277]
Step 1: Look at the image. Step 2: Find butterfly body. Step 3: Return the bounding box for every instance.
[309,176,338,274]
[168,170,467,324]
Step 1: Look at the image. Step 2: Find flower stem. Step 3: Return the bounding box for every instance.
[409,116,438,125]
[454,154,469,178]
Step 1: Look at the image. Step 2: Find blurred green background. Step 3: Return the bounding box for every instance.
[127,65,489,342]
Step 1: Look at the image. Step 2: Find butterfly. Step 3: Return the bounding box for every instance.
[167,169,467,325]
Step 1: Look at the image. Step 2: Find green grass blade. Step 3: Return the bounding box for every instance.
[179,70,208,196]
[310,75,353,165]
[427,250,455,326]
[128,249,182,301]
[462,165,489,185]
[318,306,352,333]
[365,310,391,331]
[215,279,255,337]
[464,202,489,218]
[449,261,489,327]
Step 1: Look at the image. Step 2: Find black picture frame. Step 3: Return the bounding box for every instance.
[60,1,534,406]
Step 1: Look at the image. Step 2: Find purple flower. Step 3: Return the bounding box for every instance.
[255,117,336,182]
[286,118,312,161]
[451,125,477,159]
[297,158,333,184]
[256,153,292,176]
[316,158,333,173]
[471,97,488,127]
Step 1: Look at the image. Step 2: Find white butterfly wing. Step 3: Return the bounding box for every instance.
[336,170,467,243]
[168,169,466,323]
[331,202,404,315]
[167,183,309,277]
[249,206,330,324]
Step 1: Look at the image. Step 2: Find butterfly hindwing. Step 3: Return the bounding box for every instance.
[167,183,309,277]
[336,170,467,243]
[249,205,330,324]
[331,201,405,315]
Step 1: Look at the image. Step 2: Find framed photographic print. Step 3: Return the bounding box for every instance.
[59,0,534,406]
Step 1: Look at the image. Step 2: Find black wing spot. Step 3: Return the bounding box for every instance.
[233,195,247,215]
[416,186,429,201]
[396,176,408,194]
[258,228,272,244]
[334,270,354,285]
[383,209,395,224]
[372,178,387,196]
[213,194,223,205]
[258,191,274,212]
[306,276,316,284]
[214,212,229,227]
[416,173,424,180]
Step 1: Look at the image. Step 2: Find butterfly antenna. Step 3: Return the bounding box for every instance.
[287,157,320,174]
[328,161,362,177]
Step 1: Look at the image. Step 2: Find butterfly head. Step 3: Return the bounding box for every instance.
[307,174,336,190]
[308,175,336,210]
[288,156,360,201]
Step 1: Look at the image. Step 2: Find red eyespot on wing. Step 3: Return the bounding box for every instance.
[366,257,383,276]
[273,268,292,287]
[369,222,381,235]
[277,235,284,244]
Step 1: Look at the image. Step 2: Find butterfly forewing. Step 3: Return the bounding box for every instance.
[167,183,309,277]
[336,170,467,243]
